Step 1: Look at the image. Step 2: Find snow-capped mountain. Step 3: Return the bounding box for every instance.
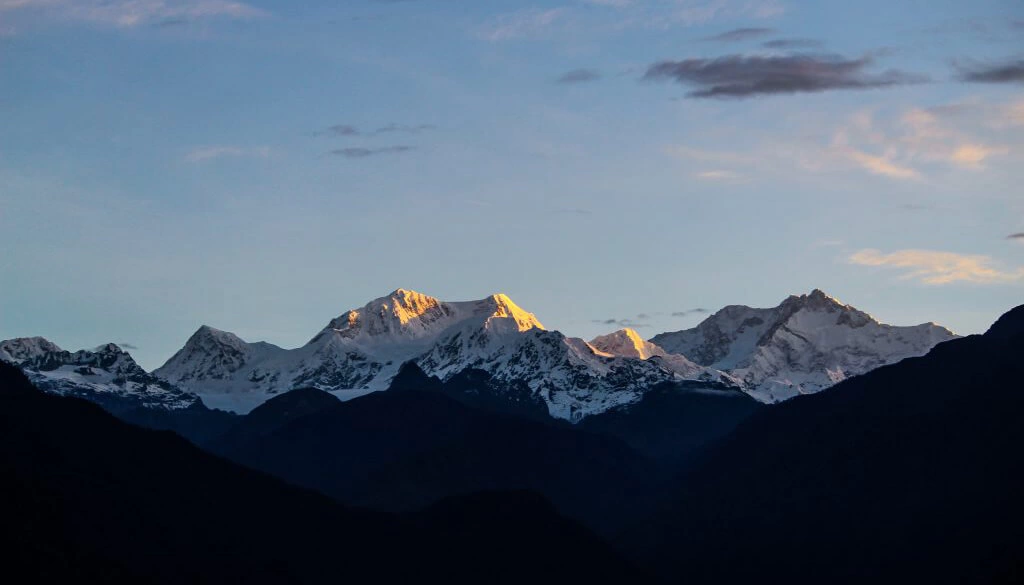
[0,337,200,412]
[650,289,958,403]
[589,328,732,381]
[155,289,717,420]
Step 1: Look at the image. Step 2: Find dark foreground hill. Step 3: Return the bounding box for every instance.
[623,305,1024,584]
[0,361,646,584]
[208,363,666,535]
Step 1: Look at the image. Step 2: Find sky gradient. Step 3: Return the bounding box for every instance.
[1,0,1022,369]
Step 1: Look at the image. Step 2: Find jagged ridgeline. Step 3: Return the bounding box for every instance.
[3,288,955,420]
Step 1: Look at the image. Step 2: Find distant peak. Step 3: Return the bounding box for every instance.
[186,325,248,349]
[590,328,665,360]
[781,289,847,312]
[482,293,545,332]
[91,343,125,354]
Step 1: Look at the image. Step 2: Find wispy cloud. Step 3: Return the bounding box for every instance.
[830,105,1012,179]
[593,317,650,329]
[477,7,566,41]
[374,123,435,134]
[0,0,266,28]
[477,1,783,40]
[838,147,921,180]
[184,145,270,163]
[645,53,926,98]
[118,342,139,350]
[850,249,1024,285]
[330,146,414,158]
[1008,233,1024,241]
[695,169,741,180]
[702,27,774,42]
[671,308,709,318]
[762,38,823,49]
[955,58,1024,84]
[557,69,601,84]
[319,123,435,137]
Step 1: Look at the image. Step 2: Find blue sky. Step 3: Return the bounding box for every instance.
[1,0,1022,369]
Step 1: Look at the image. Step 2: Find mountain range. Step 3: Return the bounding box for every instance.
[4,300,1020,584]
[2,288,956,421]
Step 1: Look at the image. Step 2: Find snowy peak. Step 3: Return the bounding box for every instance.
[475,293,546,334]
[651,289,958,403]
[320,289,452,342]
[0,336,64,364]
[315,289,544,346]
[1,336,199,411]
[155,325,282,385]
[590,329,666,360]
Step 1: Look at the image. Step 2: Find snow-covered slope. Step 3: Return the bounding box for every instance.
[156,289,698,420]
[588,328,732,381]
[0,338,200,411]
[650,290,958,403]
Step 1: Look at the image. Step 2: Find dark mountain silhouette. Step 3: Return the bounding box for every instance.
[622,305,1024,584]
[212,387,341,452]
[116,402,238,444]
[0,361,646,584]
[581,380,762,465]
[209,362,666,535]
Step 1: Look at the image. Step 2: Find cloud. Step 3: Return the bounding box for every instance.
[1008,233,1024,241]
[840,148,921,180]
[319,123,434,137]
[374,123,435,134]
[830,105,1012,179]
[762,38,823,49]
[324,124,360,137]
[695,169,741,180]
[671,308,709,318]
[557,69,601,84]
[118,342,139,350]
[849,249,1024,285]
[330,146,414,158]
[948,143,1009,169]
[955,58,1024,84]
[184,146,270,163]
[644,53,926,98]
[592,318,650,329]
[702,27,774,42]
[477,7,566,41]
[0,0,265,28]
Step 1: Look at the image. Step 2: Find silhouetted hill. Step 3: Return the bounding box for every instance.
[213,387,341,452]
[210,363,666,535]
[0,361,646,584]
[623,305,1024,584]
[581,381,762,465]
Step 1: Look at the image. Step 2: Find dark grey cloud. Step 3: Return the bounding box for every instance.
[644,53,926,98]
[330,146,414,158]
[592,318,650,329]
[671,308,709,318]
[762,38,823,49]
[703,27,774,42]
[319,123,434,137]
[955,58,1024,84]
[557,69,601,84]
[1008,233,1024,240]
[118,343,139,350]
[373,123,436,134]
[325,124,360,136]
